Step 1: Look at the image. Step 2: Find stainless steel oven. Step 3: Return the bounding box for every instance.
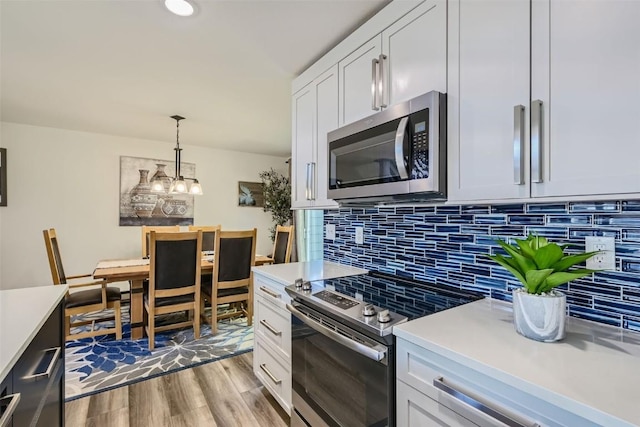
[288,302,394,427]
[327,91,446,204]
[285,273,484,427]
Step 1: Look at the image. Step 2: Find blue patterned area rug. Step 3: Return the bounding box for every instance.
[65,305,253,401]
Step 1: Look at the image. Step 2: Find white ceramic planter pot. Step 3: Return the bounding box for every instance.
[512,289,566,342]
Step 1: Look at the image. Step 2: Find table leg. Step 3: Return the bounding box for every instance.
[130,279,145,340]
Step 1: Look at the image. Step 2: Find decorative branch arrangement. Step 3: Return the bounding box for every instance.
[259,168,292,241]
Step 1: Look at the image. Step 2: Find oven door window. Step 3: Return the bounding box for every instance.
[329,118,410,190]
[292,316,390,427]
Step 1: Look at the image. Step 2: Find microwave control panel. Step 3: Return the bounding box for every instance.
[411,113,429,179]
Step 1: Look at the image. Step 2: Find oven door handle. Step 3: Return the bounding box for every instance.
[394,117,409,180]
[287,303,387,363]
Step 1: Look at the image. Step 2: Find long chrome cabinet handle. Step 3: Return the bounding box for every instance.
[260,319,282,336]
[433,377,540,427]
[260,363,282,385]
[0,393,20,427]
[287,303,387,363]
[531,100,543,183]
[371,58,380,111]
[260,286,281,299]
[513,105,525,185]
[394,117,410,180]
[23,347,61,380]
[305,163,311,200]
[379,54,387,108]
[311,162,316,200]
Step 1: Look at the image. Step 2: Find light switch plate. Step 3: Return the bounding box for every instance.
[585,236,616,271]
[355,227,364,244]
[326,224,336,241]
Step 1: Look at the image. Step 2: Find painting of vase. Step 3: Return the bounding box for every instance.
[119,156,195,226]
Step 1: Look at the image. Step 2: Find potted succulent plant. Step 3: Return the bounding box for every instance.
[489,234,598,342]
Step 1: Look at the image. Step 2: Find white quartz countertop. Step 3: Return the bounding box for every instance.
[252,260,367,285]
[394,299,640,426]
[0,285,67,383]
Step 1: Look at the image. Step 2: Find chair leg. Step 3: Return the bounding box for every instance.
[148,311,155,350]
[247,294,253,327]
[211,296,218,336]
[194,303,201,340]
[114,301,123,340]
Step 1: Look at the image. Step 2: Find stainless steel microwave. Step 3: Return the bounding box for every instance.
[327,91,446,204]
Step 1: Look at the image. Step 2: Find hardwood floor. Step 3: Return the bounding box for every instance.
[65,353,289,427]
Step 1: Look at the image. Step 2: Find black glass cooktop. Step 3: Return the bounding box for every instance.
[320,272,484,320]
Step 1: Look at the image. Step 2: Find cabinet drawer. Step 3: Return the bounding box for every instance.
[397,380,479,427]
[397,338,594,427]
[255,296,291,360]
[13,302,63,427]
[254,275,291,307]
[254,340,291,415]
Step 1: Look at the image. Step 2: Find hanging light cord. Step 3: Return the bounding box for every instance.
[173,116,183,179]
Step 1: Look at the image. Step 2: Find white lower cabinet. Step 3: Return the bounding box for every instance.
[396,338,597,427]
[253,273,293,415]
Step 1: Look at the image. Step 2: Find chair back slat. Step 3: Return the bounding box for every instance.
[150,231,201,293]
[188,225,221,253]
[141,225,180,257]
[43,229,67,285]
[218,236,254,282]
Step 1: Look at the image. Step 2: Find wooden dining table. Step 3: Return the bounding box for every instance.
[93,254,273,339]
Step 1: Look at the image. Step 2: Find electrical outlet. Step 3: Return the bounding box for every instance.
[585,236,616,270]
[355,227,364,244]
[326,224,336,241]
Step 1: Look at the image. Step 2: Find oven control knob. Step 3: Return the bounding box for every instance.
[362,304,376,316]
[302,281,312,291]
[294,278,304,288]
[377,309,391,323]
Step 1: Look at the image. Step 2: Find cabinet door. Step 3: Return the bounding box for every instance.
[338,35,382,126]
[397,381,479,427]
[531,0,640,197]
[448,0,531,202]
[291,84,315,209]
[313,65,339,209]
[382,0,447,106]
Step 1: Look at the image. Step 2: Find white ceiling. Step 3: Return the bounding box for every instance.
[0,0,390,157]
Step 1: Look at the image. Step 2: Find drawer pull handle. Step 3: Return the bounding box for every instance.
[433,377,540,427]
[0,393,21,427]
[260,286,281,299]
[259,363,282,385]
[23,347,61,380]
[260,319,282,336]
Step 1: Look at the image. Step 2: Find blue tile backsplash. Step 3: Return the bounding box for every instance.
[323,200,640,331]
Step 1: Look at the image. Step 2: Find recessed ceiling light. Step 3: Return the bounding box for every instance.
[165,0,194,17]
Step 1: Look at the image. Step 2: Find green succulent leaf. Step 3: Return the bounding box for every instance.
[515,238,536,260]
[488,254,527,286]
[496,240,537,274]
[551,251,599,272]
[533,243,565,269]
[525,269,555,294]
[530,235,549,250]
[544,269,595,288]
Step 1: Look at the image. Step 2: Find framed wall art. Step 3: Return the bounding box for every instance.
[238,181,264,207]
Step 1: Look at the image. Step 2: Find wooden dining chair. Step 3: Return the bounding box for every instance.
[145,230,202,350]
[201,229,256,335]
[188,225,221,253]
[141,225,180,257]
[264,225,295,264]
[43,228,123,341]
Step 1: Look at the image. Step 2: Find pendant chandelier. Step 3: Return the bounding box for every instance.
[151,115,203,195]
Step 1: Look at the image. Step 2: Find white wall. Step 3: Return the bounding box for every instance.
[0,122,288,290]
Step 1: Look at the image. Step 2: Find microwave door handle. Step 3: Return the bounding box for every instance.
[394,117,409,180]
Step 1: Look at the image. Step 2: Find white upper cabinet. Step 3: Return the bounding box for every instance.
[450,0,640,202]
[531,0,640,198]
[448,0,531,202]
[291,66,340,210]
[382,0,447,106]
[338,36,383,127]
[338,1,447,127]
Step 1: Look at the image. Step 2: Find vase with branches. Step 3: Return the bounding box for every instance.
[259,168,292,241]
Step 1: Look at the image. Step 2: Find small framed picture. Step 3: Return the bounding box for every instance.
[238,181,264,207]
[0,148,6,207]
